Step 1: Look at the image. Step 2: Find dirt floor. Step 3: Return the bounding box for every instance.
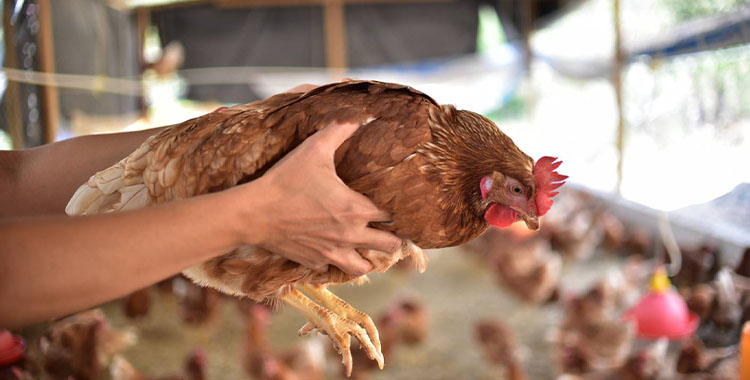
[93,246,625,380]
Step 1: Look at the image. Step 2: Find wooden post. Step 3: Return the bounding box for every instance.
[2,0,24,149]
[36,0,60,144]
[613,0,625,194]
[136,8,151,69]
[520,0,534,73]
[323,0,348,72]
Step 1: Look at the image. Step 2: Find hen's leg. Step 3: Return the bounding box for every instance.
[298,284,382,353]
[281,287,383,376]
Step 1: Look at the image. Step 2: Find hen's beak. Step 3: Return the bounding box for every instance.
[518,212,539,231]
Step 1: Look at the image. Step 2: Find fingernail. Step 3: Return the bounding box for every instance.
[359,261,373,276]
[392,239,403,253]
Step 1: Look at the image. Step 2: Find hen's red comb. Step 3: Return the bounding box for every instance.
[533,156,568,216]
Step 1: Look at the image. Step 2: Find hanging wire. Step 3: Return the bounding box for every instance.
[657,212,682,277]
[1,67,144,96]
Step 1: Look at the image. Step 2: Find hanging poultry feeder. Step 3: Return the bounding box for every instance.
[624,266,698,341]
[0,330,25,366]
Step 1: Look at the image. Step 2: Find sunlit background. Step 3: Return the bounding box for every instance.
[2,0,749,379]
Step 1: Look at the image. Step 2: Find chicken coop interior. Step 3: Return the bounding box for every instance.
[2,0,750,379]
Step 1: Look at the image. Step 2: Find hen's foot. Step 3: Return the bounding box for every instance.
[281,286,383,377]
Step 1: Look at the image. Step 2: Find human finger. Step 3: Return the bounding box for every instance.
[327,249,373,277]
[355,228,403,254]
[311,264,330,273]
[344,191,393,222]
[313,122,361,153]
[365,209,393,223]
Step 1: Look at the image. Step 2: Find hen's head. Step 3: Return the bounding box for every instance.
[479,156,566,230]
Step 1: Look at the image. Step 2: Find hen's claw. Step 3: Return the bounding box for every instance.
[300,284,383,355]
[282,287,384,376]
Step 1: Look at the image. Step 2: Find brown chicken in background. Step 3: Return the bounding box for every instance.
[553,271,645,375]
[736,247,750,277]
[123,288,152,320]
[539,190,602,260]
[683,283,716,321]
[475,319,527,380]
[348,298,428,379]
[240,303,325,380]
[554,319,636,375]
[561,262,646,329]
[66,80,566,375]
[172,276,222,326]
[558,338,669,380]
[110,348,207,380]
[675,337,738,378]
[484,226,561,303]
[38,309,135,380]
[623,226,655,257]
[670,244,720,288]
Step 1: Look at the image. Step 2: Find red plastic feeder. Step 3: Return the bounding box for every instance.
[0,330,25,366]
[624,267,698,341]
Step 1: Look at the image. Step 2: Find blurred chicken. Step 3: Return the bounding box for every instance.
[0,367,33,380]
[39,310,135,380]
[110,348,206,380]
[562,263,646,329]
[737,247,750,277]
[596,211,627,253]
[675,337,738,378]
[671,244,719,288]
[475,319,526,380]
[623,226,654,257]
[123,288,151,320]
[172,276,222,326]
[541,196,603,260]
[683,283,716,321]
[348,298,428,380]
[554,319,635,375]
[484,226,561,303]
[558,338,669,380]
[709,269,743,333]
[682,269,747,347]
[554,274,641,374]
[241,303,325,380]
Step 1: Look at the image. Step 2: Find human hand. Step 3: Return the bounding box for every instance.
[237,122,402,276]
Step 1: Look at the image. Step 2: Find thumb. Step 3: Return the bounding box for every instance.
[314,122,361,154]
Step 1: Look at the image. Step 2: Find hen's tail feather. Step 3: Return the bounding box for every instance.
[66,159,150,216]
[404,240,428,273]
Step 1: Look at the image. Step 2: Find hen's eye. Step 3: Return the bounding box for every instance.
[512,186,523,194]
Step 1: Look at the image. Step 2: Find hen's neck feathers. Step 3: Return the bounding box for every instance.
[423,106,535,218]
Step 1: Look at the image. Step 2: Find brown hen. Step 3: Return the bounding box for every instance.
[38,310,135,380]
[66,80,564,375]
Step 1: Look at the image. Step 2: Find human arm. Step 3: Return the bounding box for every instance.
[0,127,166,218]
[0,122,401,328]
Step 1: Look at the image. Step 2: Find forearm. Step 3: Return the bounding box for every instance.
[0,189,244,328]
[1,127,165,217]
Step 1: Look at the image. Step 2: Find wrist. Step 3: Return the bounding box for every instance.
[223,177,281,248]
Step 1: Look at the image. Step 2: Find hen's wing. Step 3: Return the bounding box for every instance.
[66,91,306,215]
[68,81,438,216]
